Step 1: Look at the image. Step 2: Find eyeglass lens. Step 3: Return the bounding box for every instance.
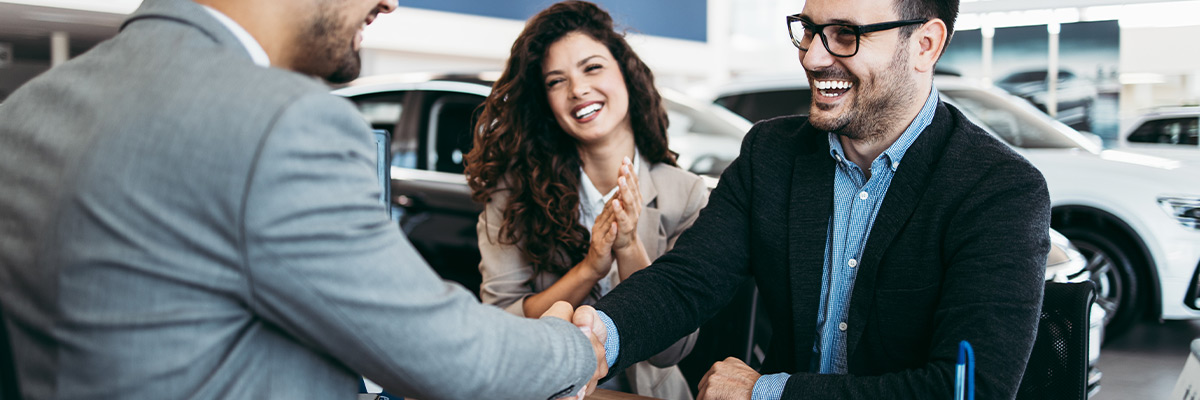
[789,19,859,57]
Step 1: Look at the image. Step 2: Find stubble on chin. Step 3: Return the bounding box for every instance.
[809,47,916,143]
[296,9,363,84]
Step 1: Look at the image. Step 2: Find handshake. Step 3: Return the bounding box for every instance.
[540,301,763,400]
[541,301,608,400]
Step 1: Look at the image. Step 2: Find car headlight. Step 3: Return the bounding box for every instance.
[1158,195,1200,230]
[1046,229,1089,282]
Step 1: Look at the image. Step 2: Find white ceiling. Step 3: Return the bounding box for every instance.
[961,0,1186,13]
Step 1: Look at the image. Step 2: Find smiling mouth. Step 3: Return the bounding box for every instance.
[815,80,854,98]
[574,102,604,121]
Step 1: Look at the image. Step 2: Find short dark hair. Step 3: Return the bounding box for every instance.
[896,0,959,55]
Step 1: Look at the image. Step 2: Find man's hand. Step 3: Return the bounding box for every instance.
[573,305,608,398]
[541,302,608,400]
[697,357,760,400]
[540,300,576,322]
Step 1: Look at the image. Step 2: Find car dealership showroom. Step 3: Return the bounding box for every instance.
[1,0,1199,399]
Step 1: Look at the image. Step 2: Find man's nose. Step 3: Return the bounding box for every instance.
[377,0,398,14]
[800,34,835,70]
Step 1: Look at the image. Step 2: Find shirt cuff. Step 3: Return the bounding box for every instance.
[752,373,790,400]
[595,310,619,368]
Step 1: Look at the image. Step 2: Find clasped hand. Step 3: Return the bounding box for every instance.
[584,157,643,278]
[542,302,609,400]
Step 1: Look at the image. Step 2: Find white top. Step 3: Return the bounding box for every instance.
[577,149,642,296]
[201,5,271,68]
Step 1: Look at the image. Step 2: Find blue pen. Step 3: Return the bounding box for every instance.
[955,340,975,400]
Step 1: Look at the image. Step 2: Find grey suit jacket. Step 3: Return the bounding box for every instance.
[478,161,708,399]
[0,1,594,399]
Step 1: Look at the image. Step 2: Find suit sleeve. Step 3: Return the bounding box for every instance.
[240,93,594,400]
[476,189,540,316]
[779,158,1051,399]
[594,124,760,375]
[644,176,709,368]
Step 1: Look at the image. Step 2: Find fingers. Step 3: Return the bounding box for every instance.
[540,301,575,321]
[612,199,629,228]
[593,199,614,227]
[625,157,641,205]
[573,306,606,342]
[617,158,641,217]
[573,306,608,397]
[696,357,760,400]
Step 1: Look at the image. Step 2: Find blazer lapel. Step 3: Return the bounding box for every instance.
[788,133,835,372]
[844,103,951,358]
[636,161,664,266]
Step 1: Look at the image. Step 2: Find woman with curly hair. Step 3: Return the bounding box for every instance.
[463,1,708,398]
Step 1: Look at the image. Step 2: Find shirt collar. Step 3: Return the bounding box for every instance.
[579,148,643,209]
[828,84,939,172]
[201,5,271,68]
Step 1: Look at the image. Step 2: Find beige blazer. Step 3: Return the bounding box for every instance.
[478,161,709,400]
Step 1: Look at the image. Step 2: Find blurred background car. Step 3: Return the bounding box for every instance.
[1121,106,1200,150]
[711,74,1200,340]
[996,68,1099,132]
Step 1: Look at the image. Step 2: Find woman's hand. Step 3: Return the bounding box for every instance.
[611,156,642,251]
[582,201,618,279]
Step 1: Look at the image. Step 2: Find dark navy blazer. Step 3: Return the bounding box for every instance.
[595,102,1051,399]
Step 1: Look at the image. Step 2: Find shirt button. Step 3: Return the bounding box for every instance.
[835,154,843,162]
[893,161,900,169]
[838,322,848,331]
[848,259,857,268]
[859,191,869,200]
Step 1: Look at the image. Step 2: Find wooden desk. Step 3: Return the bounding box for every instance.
[355,388,655,400]
[586,388,657,399]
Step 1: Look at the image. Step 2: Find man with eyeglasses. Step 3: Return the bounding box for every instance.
[578,0,1051,398]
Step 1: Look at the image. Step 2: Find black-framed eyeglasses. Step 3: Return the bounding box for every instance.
[786,14,928,57]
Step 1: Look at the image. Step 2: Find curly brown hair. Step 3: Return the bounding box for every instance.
[464,0,675,277]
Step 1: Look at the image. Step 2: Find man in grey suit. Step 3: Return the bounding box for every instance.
[0,0,607,398]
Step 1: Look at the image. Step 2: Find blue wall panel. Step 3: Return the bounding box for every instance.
[401,0,707,42]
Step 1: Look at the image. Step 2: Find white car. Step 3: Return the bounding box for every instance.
[1119,106,1199,153]
[713,75,1200,338]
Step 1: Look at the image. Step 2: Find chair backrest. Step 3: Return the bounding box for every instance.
[1016,281,1096,400]
[0,302,21,400]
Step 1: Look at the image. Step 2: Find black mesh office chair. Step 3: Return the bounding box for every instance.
[1016,281,1096,400]
[0,302,20,400]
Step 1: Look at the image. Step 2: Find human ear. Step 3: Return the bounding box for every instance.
[913,19,948,73]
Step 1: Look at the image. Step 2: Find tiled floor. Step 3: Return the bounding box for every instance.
[1093,319,1200,399]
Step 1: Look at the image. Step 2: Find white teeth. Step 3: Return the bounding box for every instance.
[575,103,602,119]
[816,80,853,91]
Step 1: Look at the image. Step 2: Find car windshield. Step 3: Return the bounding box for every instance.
[999,70,1047,84]
[665,100,745,139]
[941,88,1086,149]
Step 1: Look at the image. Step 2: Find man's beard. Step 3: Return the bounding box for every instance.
[808,45,918,144]
[295,9,362,84]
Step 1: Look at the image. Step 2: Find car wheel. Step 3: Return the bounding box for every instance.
[1059,226,1142,340]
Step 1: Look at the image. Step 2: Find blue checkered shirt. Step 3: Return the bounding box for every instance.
[753,87,940,399]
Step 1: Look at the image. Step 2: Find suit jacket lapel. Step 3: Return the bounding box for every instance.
[788,127,835,372]
[636,161,663,266]
[844,102,951,358]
